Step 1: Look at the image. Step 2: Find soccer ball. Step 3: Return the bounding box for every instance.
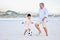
[27,30,32,36]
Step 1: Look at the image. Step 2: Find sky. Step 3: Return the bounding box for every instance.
[0,0,60,14]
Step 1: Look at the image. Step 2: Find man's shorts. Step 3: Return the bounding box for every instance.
[35,19,48,27]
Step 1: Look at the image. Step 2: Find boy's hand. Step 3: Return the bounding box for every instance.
[31,22,33,24]
[22,22,24,24]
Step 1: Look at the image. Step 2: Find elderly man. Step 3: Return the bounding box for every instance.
[35,3,48,36]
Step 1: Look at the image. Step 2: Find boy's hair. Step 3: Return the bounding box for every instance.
[27,14,31,17]
[40,3,44,6]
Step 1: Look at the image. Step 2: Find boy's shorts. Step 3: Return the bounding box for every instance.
[24,24,31,30]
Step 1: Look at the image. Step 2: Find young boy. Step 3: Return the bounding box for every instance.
[22,14,33,36]
[35,3,48,36]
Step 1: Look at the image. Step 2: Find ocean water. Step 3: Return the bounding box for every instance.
[0,17,60,40]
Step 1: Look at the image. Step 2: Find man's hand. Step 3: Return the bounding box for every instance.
[42,17,47,22]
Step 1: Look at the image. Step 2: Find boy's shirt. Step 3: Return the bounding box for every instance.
[38,8,48,22]
[25,18,31,25]
[23,18,32,27]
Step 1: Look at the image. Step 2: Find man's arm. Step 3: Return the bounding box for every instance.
[42,17,47,22]
[42,9,48,22]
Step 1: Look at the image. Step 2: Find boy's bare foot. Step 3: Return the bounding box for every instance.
[38,31,41,35]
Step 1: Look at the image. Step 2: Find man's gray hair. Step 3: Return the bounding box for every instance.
[40,3,44,6]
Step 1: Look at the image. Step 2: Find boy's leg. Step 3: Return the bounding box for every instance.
[35,23,41,35]
[28,28,32,36]
[42,22,48,36]
[24,29,28,35]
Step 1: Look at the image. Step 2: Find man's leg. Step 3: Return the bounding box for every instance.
[42,22,48,36]
[35,23,41,35]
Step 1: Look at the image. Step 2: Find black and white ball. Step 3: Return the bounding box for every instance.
[27,30,32,36]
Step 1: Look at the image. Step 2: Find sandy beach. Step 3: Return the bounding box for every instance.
[0,17,60,40]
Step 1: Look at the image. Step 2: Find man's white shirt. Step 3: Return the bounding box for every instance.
[38,8,48,23]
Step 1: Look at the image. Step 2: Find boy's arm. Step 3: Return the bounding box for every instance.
[22,22,24,24]
[22,19,25,24]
